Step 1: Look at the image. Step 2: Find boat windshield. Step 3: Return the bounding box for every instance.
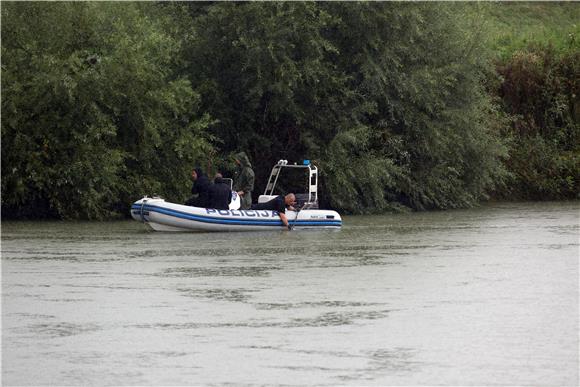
[268,167,309,196]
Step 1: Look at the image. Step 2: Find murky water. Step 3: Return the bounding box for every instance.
[2,202,578,386]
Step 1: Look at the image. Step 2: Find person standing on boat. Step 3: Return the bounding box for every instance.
[251,193,297,230]
[233,152,254,210]
[207,173,232,210]
[185,167,211,207]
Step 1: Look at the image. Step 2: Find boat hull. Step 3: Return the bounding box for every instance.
[131,197,342,232]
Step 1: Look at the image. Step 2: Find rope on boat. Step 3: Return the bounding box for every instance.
[289,203,309,230]
[140,198,148,223]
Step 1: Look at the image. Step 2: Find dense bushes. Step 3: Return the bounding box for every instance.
[1,2,577,219]
[494,42,579,199]
[179,3,509,213]
[1,3,214,218]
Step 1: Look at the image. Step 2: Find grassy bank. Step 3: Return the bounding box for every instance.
[485,2,579,58]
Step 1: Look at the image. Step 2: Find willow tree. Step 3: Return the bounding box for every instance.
[181,2,357,188]
[181,2,508,212]
[320,3,509,212]
[2,2,512,218]
[1,2,214,218]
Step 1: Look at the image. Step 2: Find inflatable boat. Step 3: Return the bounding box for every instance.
[130,160,342,232]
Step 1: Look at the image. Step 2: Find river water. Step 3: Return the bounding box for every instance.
[2,202,578,386]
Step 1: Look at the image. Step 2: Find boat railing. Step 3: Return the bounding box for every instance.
[263,159,318,206]
[295,193,318,209]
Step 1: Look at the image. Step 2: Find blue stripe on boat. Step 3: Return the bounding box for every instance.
[131,204,342,227]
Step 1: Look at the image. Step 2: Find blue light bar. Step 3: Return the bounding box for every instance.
[302,159,310,165]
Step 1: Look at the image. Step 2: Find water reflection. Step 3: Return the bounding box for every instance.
[254,301,385,310]
[17,322,101,339]
[339,348,422,381]
[129,308,392,329]
[177,287,256,302]
[162,266,280,277]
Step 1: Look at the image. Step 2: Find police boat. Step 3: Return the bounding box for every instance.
[130,160,342,232]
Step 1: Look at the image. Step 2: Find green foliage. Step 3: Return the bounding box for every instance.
[186,3,351,150]
[484,2,580,60]
[1,2,214,219]
[178,2,508,212]
[321,126,406,214]
[321,3,508,210]
[506,135,579,199]
[3,2,575,219]
[482,2,580,200]
[494,44,580,199]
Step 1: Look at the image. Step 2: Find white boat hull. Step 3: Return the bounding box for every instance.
[130,197,342,232]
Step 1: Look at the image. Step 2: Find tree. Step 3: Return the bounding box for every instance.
[1,2,214,218]
[495,42,580,199]
[181,2,508,212]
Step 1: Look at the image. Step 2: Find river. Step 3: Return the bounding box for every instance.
[2,202,578,386]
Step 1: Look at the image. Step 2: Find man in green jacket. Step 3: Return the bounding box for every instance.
[233,152,255,210]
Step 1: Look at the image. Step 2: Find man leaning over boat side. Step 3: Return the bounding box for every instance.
[233,152,255,210]
[251,193,297,230]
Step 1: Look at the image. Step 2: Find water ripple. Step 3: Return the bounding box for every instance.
[161,266,280,278]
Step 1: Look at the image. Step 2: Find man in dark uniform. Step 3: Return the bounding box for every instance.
[251,193,297,230]
[207,173,232,210]
[185,167,211,207]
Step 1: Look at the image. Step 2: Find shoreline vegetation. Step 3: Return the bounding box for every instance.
[2,2,578,220]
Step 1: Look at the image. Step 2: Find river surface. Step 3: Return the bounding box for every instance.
[2,202,578,386]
